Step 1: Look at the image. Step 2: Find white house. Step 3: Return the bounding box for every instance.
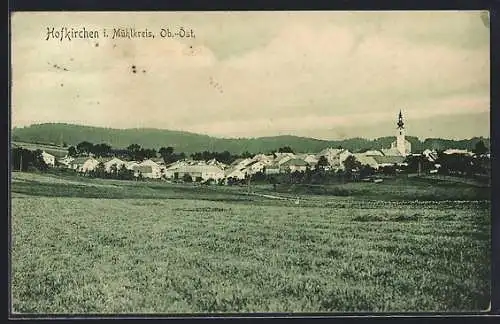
[301,154,319,166]
[136,159,164,179]
[443,149,473,156]
[225,167,247,180]
[41,151,55,167]
[317,148,352,170]
[422,149,439,162]
[363,150,384,156]
[80,157,100,172]
[275,154,295,166]
[280,158,309,173]
[126,161,140,170]
[352,154,379,169]
[104,157,127,172]
[244,160,268,175]
[174,165,225,182]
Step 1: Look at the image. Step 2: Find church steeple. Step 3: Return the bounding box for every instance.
[390,109,411,157]
[397,110,404,130]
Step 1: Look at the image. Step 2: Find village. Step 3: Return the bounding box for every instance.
[24,112,488,185]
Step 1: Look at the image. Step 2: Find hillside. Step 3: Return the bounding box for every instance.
[11,123,489,155]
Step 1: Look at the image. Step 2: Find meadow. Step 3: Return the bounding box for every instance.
[10,172,491,313]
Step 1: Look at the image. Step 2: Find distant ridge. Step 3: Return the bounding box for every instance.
[11,123,489,155]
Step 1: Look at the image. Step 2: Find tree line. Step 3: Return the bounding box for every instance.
[11,148,48,172]
[67,141,300,165]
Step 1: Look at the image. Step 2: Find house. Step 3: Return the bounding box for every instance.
[225,167,247,180]
[136,159,164,179]
[41,151,55,167]
[363,150,384,156]
[443,149,473,156]
[264,164,281,175]
[251,154,274,165]
[301,154,319,167]
[422,149,439,162]
[126,161,140,170]
[104,157,127,172]
[317,148,352,170]
[207,158,227,169]
[174,165,225,182]
[151,157,166,166]
[58,155,74,167]
[372,155,406,168]
[380,148,403,157]
[68,157,89,170]
[230,158,253,169]
[244,160,267,175]
[80,157,101,172]
[280,158,309,173]
[275,154,295,166]
[353,154,379,169]
[132,165,154,178]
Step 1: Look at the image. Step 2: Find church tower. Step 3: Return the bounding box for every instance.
[396,110,407,156]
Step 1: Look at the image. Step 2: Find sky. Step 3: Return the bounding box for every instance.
[11,11,490,140]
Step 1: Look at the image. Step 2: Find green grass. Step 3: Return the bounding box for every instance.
[11,172,490,313]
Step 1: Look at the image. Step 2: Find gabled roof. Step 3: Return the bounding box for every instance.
[282,158,308,167]
[140,159,161,167]
[353,154,379,167]
[372,155,405,165]
[381,148,402,157]
[105,157,126,165]
[176,165,224,174]
[71,157,90,165]
[134,165,153,173]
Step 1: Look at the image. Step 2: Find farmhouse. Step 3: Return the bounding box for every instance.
[225,167,247,180]
[80,157,100,172]
[443,149,473,156]
[174,165,225,182]
[280,158,309,173]
[353,154,379,169]
[317,148,352,170]
[372,155,406,168]
[244,160,267,175]
[136,159,164,179]
[104,157,127,172]
[264,164,280,175]
[363,150,384,157]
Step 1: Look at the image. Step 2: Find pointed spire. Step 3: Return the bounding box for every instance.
[397,110,404,129]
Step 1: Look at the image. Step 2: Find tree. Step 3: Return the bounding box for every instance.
[360,164,375,179]
[76,141,94,155]
[183,173,193,183]
[68,146,77,157]
[127,144,142,160]
[11,147,40,171]
[343,155,361,172]
[92,143,112,157]
[343,155,361,181]
[159,146,174,163]
[474,140,488,156]
[317,156,329,171]
[278,146,294,153]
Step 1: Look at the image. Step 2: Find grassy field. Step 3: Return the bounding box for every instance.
[11,172,491,313]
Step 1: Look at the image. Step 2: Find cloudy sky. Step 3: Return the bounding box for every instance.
[11,11,490,140]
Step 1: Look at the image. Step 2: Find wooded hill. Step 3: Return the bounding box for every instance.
[12,123,490,155]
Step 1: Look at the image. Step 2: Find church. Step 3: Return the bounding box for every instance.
[381,110,412,157]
